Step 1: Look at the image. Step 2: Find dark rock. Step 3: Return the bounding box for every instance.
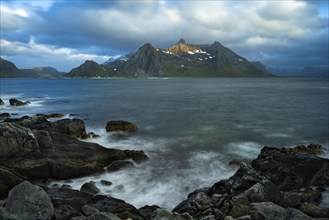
[125,150,149,163]
[32,129,56,154]
[251,146,329,191]
[4,181,54,220]
[80,182,100,195]
[106,120,138,132]
[0,98,4,105]
[151,208,186,220]
[36,113,64,118]
[298,202,329,218]
[138,205,161,219]
[0,167,24,198]
[80,132,100,139]
[100,180,112,186]
[106,161,134,172]
[9,98,30,106]
[0,123,40,158]
[0,113,10,118]
[48,118,86,137]
[249,202,313,220]
[281,187,323,208]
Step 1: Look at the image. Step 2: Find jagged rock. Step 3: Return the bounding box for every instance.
[0,98,4,105]
[281,187,323,208]
[0,123,40,158]
[138,205,161,219]
[80,182,100,195]
[106,120,138,132]
[4,181,54,220]
[124,150,149,163]
[251,146,329,191]
[9,98,30,106]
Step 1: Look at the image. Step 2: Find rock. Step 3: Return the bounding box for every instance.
[80,182,100,195]
[4,181,54,220]
[138,205,161,219]
[281,187,323,207]
[86,211,121,220]
[106,161,134,172]
[32,129,56,154]
[251,146,329,191]
[0,98,4,105]
[48,118,86,137]
[36,113,64,118]
[81,204,99,216]
[100,180,112,186]
[125,150,149,163]
[298,202,329,218]
[106,120,138,132]
[151,208,186,220]
[231,180,283,206]
[0,113,10,118]
[249,202,313,220]
[0,167,24,198]
[9,98,30,106]
[0,123,40,158]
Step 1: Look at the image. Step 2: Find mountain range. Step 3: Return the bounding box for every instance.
[1,39,328,78]
[65,39,271,77]
[0,57,64,78]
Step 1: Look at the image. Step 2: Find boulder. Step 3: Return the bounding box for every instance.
[0,113,10,118]
[106,120,138,132]
[35,113,64,118]
[100,180,112,186]
[48,118,86,137]
[0,123,40,158]
[106,161,134,172]
[80,182,100,195]
[0,98,4,105]
[9,98,30,106]
[249,202,313,220]
[4,181,54,220]
[251,146,329,191]
[298,202,329,218]
[151,208,187,220]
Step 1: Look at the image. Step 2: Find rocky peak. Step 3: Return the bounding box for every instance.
[168,40,199,54]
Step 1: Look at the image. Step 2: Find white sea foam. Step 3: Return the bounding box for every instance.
[226,142,263,159]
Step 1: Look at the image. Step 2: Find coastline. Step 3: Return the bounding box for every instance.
[1,111,329,219]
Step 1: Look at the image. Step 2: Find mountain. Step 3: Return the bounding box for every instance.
[20,67,65,78]
[67,39,270,77]
[0,57,64,78]
[65,60,113,77]
[0,57,23,78]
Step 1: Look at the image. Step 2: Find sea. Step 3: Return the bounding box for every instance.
[1,77,328,209]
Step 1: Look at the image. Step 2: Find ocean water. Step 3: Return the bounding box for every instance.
[1,77,328,209]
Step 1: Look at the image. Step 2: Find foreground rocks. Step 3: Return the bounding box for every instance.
[0,116,148,199]
[173,144,329,220]
[1,113,328,219]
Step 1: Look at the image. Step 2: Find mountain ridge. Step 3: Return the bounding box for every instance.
[66,39,271,77]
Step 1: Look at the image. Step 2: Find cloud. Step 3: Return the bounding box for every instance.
[0,0,328,70]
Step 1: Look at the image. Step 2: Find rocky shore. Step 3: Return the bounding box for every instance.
[0,109,328,219]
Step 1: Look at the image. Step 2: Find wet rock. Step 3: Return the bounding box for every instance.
[48,118,86,137]
[106,120,138,132]
[298,202,329,218]
[100,180,112,186]
[138,205,161,219]
[0,113,10,118]
[9,98,30,106]
[0,98,4,105]
[106,161,134,172]
[4,181,54,220]
[80,182,100,195]
[281,187,323,207]
[249,202,313,220]
[81,204,99,216]
[152,208,186,220]
[0,123,40,158]
[80,132,100,139]
[36,113,64,118]
[32,129,56,154]
[0,167,24,198]
[251,146,329,191]
[125,150,149,163]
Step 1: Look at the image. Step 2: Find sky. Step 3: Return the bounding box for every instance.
[0,0,328,72]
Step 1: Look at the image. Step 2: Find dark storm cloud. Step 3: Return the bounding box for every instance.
[0,0,328,71]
